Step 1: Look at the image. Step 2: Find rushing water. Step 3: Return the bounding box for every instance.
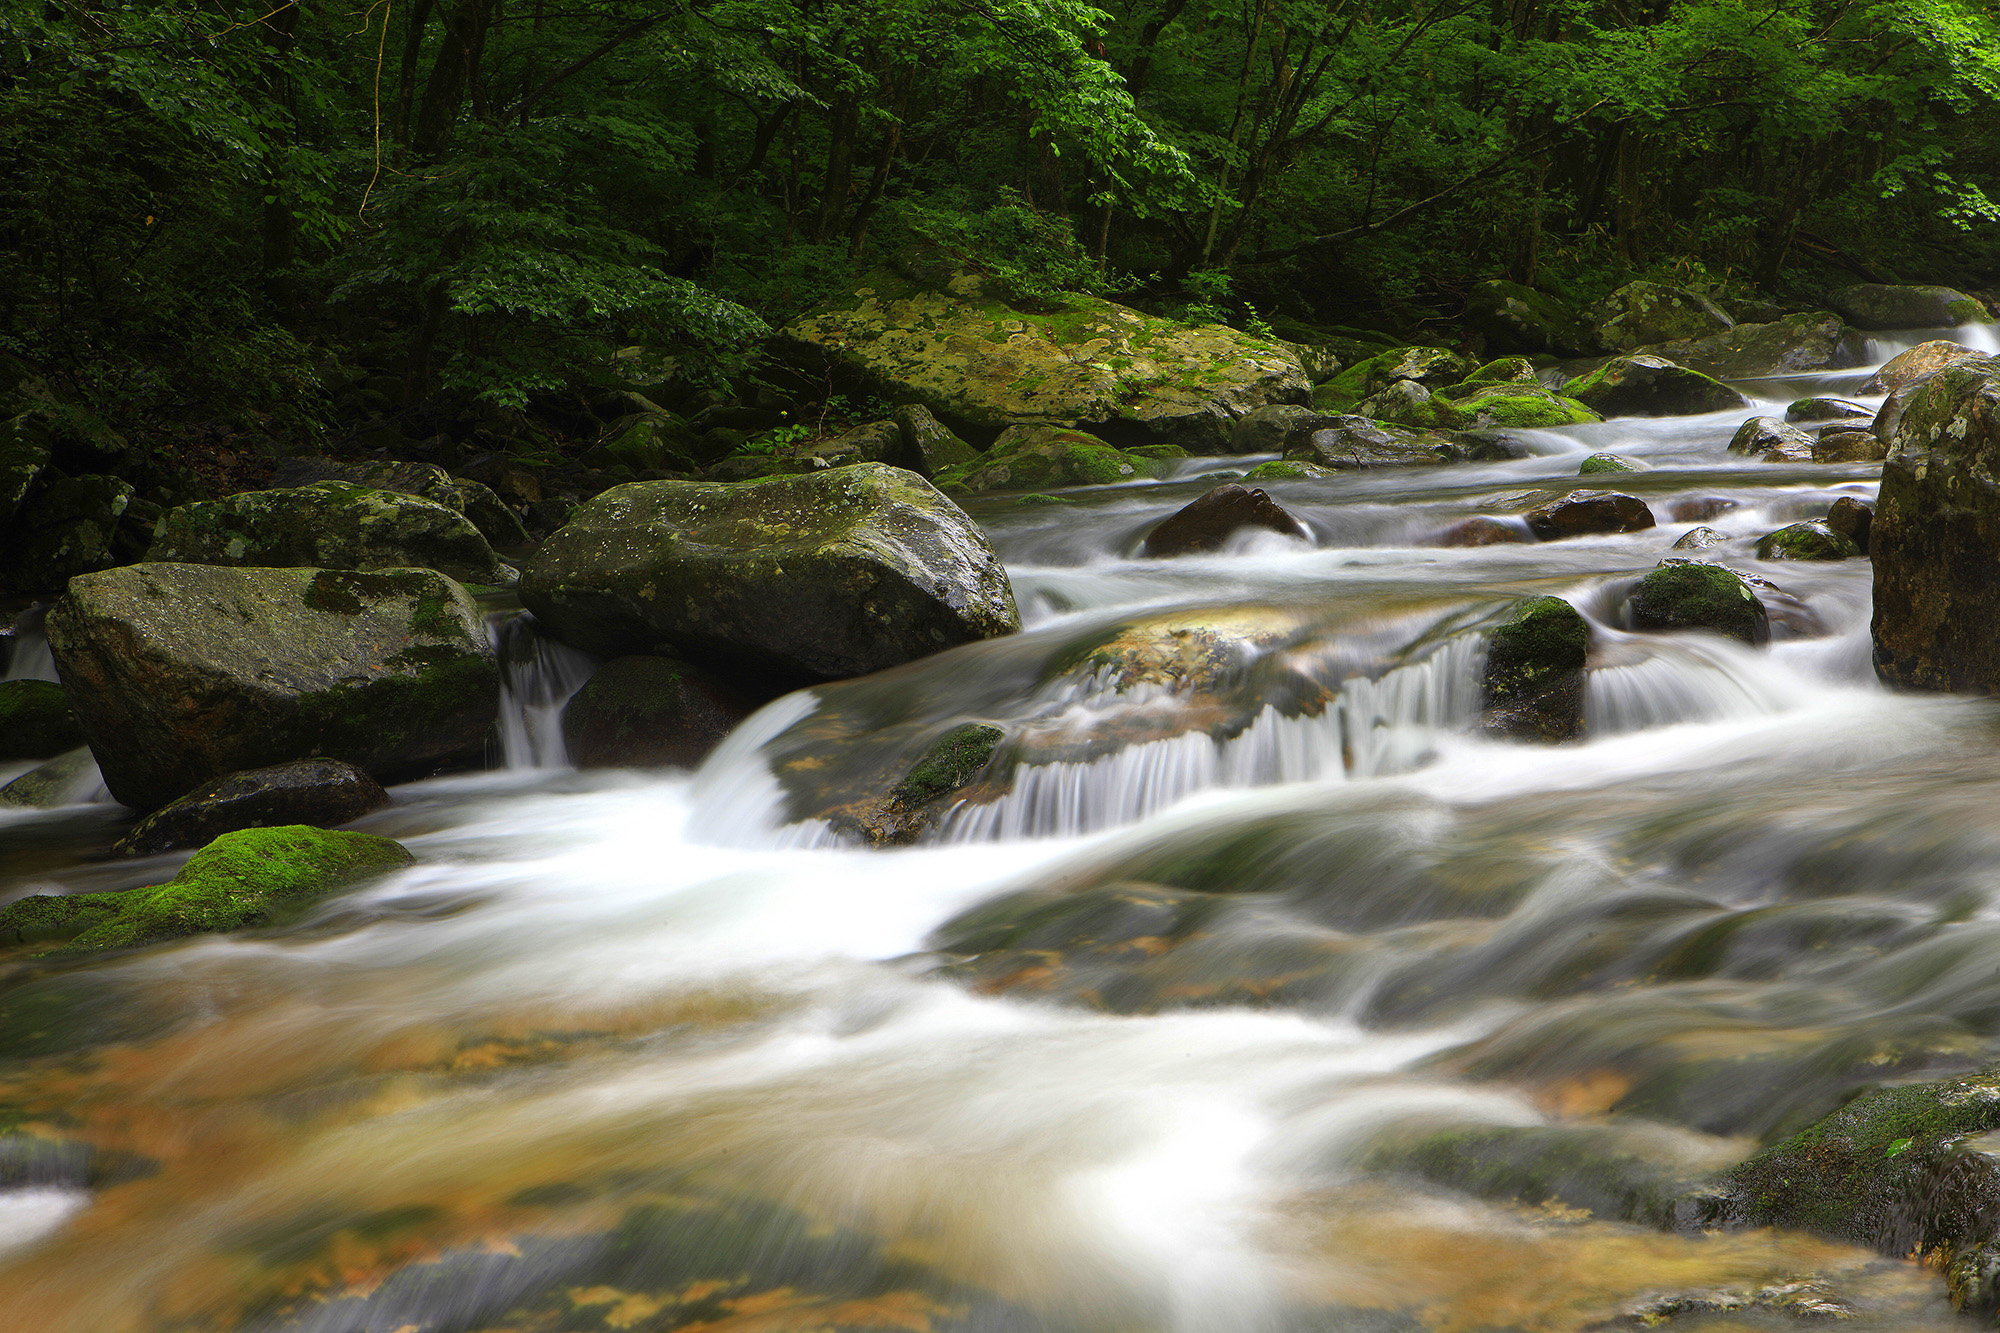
[1,329,1995,1331]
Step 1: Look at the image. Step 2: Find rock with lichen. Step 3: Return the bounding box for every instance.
[47,562,498,810]
[1481,595,1590,741]
[1627,560,1769,645]
[932,426,1173,494]
[1562,355,1751,418]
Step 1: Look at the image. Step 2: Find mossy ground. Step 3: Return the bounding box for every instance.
[889,724,1004,807]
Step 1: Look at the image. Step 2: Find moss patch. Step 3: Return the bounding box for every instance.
[1484,596,1589,704]
[890,724,1004,808]
[0,680,83,760]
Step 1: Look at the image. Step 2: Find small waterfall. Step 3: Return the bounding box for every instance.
[489,613,598,769]
[1585,639,1795,735]
[2,609,57,682]
[1860,321,1999,363]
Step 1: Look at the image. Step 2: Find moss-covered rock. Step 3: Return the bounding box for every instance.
[148,481,507,585]
[1227,403,1316,455]
[1586,281,1734,353]
[1627,561,1769,645]
[0,825,413,954]
[451,477,531,549]
[47,563,498,810]
[269,457,464,509]
[1448,385,1601,429]
[1462,280,1594,355]
[1642,312,1857,379]
[893,403,978,476]
[1282,415,1461,470]
[1830,283,1989,331]
[932,426,1172,493]
[1727,416,1814,458]
[774,280,1307,451]
[521,464,1020,686]
[1755,521,1860,561]
[1241,459,1335,481]
[1458,356,1541,387]
[1871,350,2000,447]
[1786,396,1871,424]
[1826,496,1873,553]
[1482,596,1589,741]
[1863,340,1990,397]
[1579,452,1644,474]
[822,722,1009,846]
[110,757,390,858]
[1352,379,1466,429]
[559,655,752,769]
[1561,354,1751,418]
[0,679,82,760]
[0,747,101,808]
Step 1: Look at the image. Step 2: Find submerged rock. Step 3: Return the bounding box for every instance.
[1482,595,1589,741]
[1627,561,1769,646]
[48,563,498,811]
[0,679,81,760]
[1524,491,1656,540]
[1435,516,1529,547]
[1141,485,1308,558]
[110,758,389,858]
[1579,452,1644,474]
[0,825,413,954]
[521,464,1020,686]
[0,747,101,808]
[1671,526,1729,551]
[559,655,751,769]
[1562,355,1751,418]
[1830,283,1988,330]
[1756,521,1860,561]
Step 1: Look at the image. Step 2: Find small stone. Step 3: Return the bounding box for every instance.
[1141,485,1309,557]
[1728,416,1815,457]
[1812,429,1887,463]
[1671,526,1729,550]
[1436,517,1529,547]
[1825,497,1873,553]
[1579,452,1644,474]
[1524,491,1656,540]
[1785,396,1871,424]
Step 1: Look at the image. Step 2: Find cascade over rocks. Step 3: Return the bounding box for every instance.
[1283,415,1460,469]
[1586,281,1733,353]
[520,463,1020,685]
[1872,361,2000,692]
[1524,491,1656,540]
[47,563,499,811]
[1627,561,1769,645]
[774,279,1307,450]
[1829,283,1988,330]
[1141,485,1309,558]
[149,481,509,585]
[1561,355,1752,417]
[111,757,390,858]
[560,655,752,769]
[1482,596,1589,741]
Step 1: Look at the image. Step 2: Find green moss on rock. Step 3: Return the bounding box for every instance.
[890,724,1004,808]
[1579,452,1644,474]
[1755,521,1860,561]
[1627,561,1768,645]
[0,680,82,760]
[1482,596,1590,742]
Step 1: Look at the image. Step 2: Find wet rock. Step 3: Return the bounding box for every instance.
[1463,279,1594,355]
[1755,521,1859,561]
[590,412,708,473]
[1727,416,1814,457]
[110,758,390,858]
[1141,485,1309,558]
[1283,415,1461,469]
[0,825,412,954]
[1561,355,1751,418]
[48,564,498,811]
[1872,351,2000,446]
[1450,384,1601,428]
[1482,595,1589,741]
[1786,396,1871,424]
[1813,429,1887,463]
[1863,339,1991,397]
[521,464,1020,685]
[1586,281,1734,353]
[1243,459,1337,481]
[1454,355,1542,388]
[801,419,907,470]
[1524,491,1656,540]
[893,403,978,477]
[0,412,49,532]
[1826,496,1873,553]
[826,722,1007,846]
[1227,403,1317,455]
[1436,517,1529,547]
[270,458,463,509]
[774,281,1307,450]
[1666,496,1738,523]
[1641,311,1857,380]
[1627,561,1769,646]
[0,747,101,808]
[148,482,508,585]
[0,679,82,760]
[1579,452,1644,474]
[933,425,1172,493]
[1830,282,1988,330]
[1353,379,1467,430]
[451,477,532,550]
[1368,345,1475,391]
[0,473,139,595]
[1671,526,1729,551]
[1873,361,2000,692]
[559,655,752,769]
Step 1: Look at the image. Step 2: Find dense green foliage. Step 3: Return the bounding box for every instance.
[1,0,1996,446]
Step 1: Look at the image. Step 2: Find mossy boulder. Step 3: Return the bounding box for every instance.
[520,464,1020,687]
[893,404,978,477]
[1282,415,1460,470]
[1353,379,1466,429]
[1585,281,1734,353]
[1482,595,1589,741]
[1863,339,1991,397]
[932,426,1172,493]
[269,457,464,509]
[452,477,531,549]
[559,655,752,769]
[1872,351,2000,447]
[0,412,49,530]
[1579,452,1644,474]
[1873,361,2000,692]
[0,472,139,595]
[1728,416,1814,458]
[1627,561,1769,645]
[47,563,499,811]
[1830,283,1988,330]
[1241,459,1335,481]
[1462,280,1593,355]
[1448,384,1600,428]
[0,679,82,760]
[1642,311,1857,379]
[1786,396,1871,424]
[1457,356,1541,387]
[1227,403,1317,455]
[148,481,507,585]
[593,412,709,472]
[1561,354,1751,418]
[1368,345,1474,390]
[774,280,1307,451]
[1755,521,1860,561]
[0,825,413,954]
[110,757,390,859]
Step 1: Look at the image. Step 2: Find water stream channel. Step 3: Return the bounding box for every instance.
[3,330,1999,1331]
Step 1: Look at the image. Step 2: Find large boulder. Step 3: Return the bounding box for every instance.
[1627,561,1769,645]
[1641,312,1857,380]
[1829,283,1987,330]
[932,426,1173,494]
[560,655,752,769]
[1872,361,2000,691]
[0,825,413,955]
[1447,384,1601,428]
[1141,485,1308,557]
[47,564,499,811]
[148,482,508,585]
[1283,415,1460,469]
[269,457,463,509]
[0,679,82,759]
[1861,340,1990,396]
[1462,280,1593,355]
[1353,379,1466,430]
[1227,403,1317,455]
[1585,282,1733,353]
[1872,351,2000,446]
[520,464,1020,686]
[1561,355,1751,417]
[775,279,1307,450]
[1482,596,1589,741]
[1524,490,1656,540]
[110,758,390,859]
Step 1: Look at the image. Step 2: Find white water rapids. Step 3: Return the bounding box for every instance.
[0,326,1994,1331]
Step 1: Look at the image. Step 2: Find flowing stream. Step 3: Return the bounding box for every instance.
[1,331,1995,1331]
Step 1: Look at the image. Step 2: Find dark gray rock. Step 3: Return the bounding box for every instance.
[1829,283,1988,330]
[111,758,390,858]
[1141,485,1309,557]
[560,655,753,769]
[1524,491,1656,540]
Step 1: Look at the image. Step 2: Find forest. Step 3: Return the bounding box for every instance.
[3,0,1998,462]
